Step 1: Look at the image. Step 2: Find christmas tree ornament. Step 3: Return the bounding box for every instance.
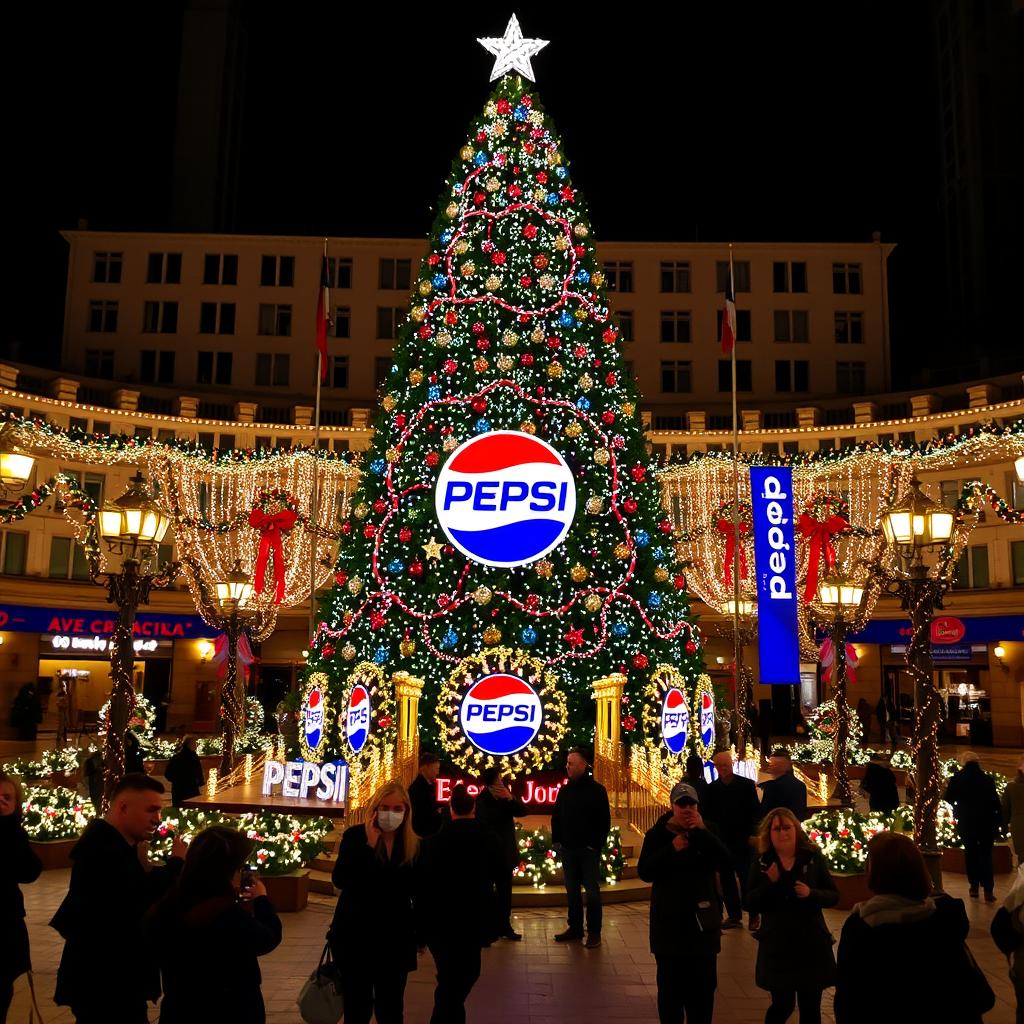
[584,594,602,613]
[482,625,502,646]
[473,585,493,605]
[422,536,444,561]
[570,563,588,583]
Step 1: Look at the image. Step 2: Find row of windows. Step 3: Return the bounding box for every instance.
[639,309,863,345]
[604,260,863,295]
[659,360,867,395]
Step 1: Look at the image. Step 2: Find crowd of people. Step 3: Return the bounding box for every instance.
[0,745,1021,1024]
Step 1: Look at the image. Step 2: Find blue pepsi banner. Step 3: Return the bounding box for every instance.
[750,467,800,684]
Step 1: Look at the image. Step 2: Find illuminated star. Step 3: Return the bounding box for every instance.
[477,14,549,83]
[565,627,585,649]
[422,536,444,562]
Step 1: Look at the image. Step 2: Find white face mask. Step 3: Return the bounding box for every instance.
[377,809,405,833]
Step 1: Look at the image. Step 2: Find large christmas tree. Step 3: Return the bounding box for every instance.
[305,22,705,776]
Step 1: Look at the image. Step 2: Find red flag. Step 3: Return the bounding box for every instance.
[720,255,736,355]
[315,255,330,382]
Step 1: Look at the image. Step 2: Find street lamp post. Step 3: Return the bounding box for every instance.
[212,560,255,774]
[878,476,958,889]
[0,425,36,494]
[815,573,867,807]
[93,471,175,808]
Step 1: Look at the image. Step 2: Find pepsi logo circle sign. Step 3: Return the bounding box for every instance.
[661,687,690,755]
[434,431,576,568]
[345,683,372,755]
[699,691,715,750]
[299,672,331,763]
[460,673,543,757]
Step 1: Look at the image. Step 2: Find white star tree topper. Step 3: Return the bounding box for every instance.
[477,14,548,82]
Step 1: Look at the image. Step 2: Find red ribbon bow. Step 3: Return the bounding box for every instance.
[716,518,748,588]
[248,507,298,604]
[798,512,850,604]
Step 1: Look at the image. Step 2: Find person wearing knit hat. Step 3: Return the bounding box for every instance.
[638,775,736,1024]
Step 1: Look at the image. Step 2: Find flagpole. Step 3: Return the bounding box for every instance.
[728,244,745,759]
[309,238,327,645]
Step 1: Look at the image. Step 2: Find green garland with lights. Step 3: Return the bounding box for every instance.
[514,824,625,888]
[21,786,95,842]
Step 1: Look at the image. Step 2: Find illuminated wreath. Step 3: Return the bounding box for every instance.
[691,674,717,762]
[435,647,568,774]
[339,662,397,775]
[98,693,156,742]
[810,699,839,738]
[804,493,850,523]
[640,664,693,773]
[298,672,332,763]
[252,488,300,516]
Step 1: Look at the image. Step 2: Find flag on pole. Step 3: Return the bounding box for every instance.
[315,254,330,382]
[720,254,736,354]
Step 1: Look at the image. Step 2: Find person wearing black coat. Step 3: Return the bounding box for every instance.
[475,766,528,941]
[164,735,204,807]
[550,748,611,947]
[638,782,735,1024]
[50,773,185,1023]
[124,730,146,774]
[859,756,900,814]
[330,780,419,1024]
[759,751,808,821]
[146,826,282,1024]
[746,808,838,1023]
[944,751,1002,900]
[408,751,444,838]
[0,772,42,1023]
[417,785,502,1024]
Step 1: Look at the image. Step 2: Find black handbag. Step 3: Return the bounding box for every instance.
[297,942,345,1024]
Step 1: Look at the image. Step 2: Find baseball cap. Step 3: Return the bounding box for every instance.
[671,782,699,806]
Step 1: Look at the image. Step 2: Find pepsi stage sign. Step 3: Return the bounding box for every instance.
[459,673,543,757]
[750,467,800,684]
[345,684,371,755]
[261,760,348,802]
[435,431,576,567]
[661,687,690,754]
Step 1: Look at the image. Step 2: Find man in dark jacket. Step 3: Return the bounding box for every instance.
[50,773,185,1023]
[684,753,711,805]
[475,765,528,941]
[164,735,204,807]
[551,748,611,948]
[409,751,444,838]
[418,785,501,1024]
[638,781,734,1024]
[759,749,807,820]
[944,751,1002,900]
[703,750,761,928]
[859,754,900,814]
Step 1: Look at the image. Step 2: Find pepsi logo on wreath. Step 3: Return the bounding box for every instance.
[661,687,690,755]
[699,691,715,749]
[459,673,543,757]
[345,684,371,754]
[303,684,325,755]
[434,431,576,568]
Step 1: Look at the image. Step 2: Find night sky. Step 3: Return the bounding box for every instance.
[5,3,1007,385]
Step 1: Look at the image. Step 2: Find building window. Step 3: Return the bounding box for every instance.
[375,357,393,388]
[772,261,807,293]
[87,300,119,333]
[953,543,990,590]
[376,306,404,339]
[143,301,178,334]
[660,360,692,393]
[146,252,181,284]
[603,261,633,292]
[716,260,751,292]
[1012,541,1024,586]
[660,311,691,343]
[260,255,294,287]
[378,258,411,290]
[659,261,691,293]
[255,353,289,387]
[1010,477,1024,510]
[93,252,122,284]
[84,349,114,379]
[197,351,233,386]
[0,531,27,575]
[716,309,752,341]
[836,361,867,394]
[616,310,634,342]
[258,304,292,336]
[832,262,862,294]
[48,536,90,580]
[139,350,175,385]
[328,257,352,290]
[331,356,349,389]
[775,359,810,392]
[203,253,238,285]
[334,306,351,339]
[834,311,864,344]
[199,302,236,334]
[773,309,809,342]
[719,360,753,392]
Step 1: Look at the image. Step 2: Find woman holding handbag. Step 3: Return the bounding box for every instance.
[329,780,419,1024]
[746,808,838,1024]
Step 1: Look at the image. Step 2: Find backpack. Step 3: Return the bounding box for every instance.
[991,905,1022,956]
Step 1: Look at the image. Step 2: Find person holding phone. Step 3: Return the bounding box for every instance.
[637,781,734,1024]
[330,780,419,1024]
[746,808,838,1024]
[475,765,528,941]
[147,826,282,1024]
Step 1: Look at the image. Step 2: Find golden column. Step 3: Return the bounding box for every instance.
[393,672,425,786]
[591,673,627,814]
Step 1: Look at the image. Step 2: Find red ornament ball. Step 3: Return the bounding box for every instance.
[658,518,674,534]
[321,644,335,658]
[408,560,424,578]
[425,451,440,467]
[523,223,538,240]
[602,327,618,344]
[372,499,387,514]
[445,310,458,325]
[334,570,348,586]
[496,98,511,114]
[520,353,534,366]
[471,397,488,413]
[341,521,352,535]
[491,251,507,266]
[623,498,639,514]
[428,254,440,266]
[631,465,646,482]
[685,639,698,655]
[363,524,376,538]
[632,653,649,669]
[471,321,486,334]
[394,413,407,429]
[533,253,549,270]
[399,527,412,543]
[673,575,687,590]
[601,410,616,425]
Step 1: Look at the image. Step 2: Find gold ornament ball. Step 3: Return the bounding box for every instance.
[485,274,501,290]
[539,274,555,289]
[591,271,604,286]
[410,306,426,323]
[400,639,416,657]
[496,354,514,372]
[436,331,452,347]
[553,236,569,252]
[547,362,564,378]
[570,563,588,583]
[354,502,369,520]
[341,643,357,661]
[584,594,602,613]
[528,110,544,127]
[442,436,458,452]
[614,542,630,560]
[385,447,400,463]
[573,223,590,238]
[530,326,545,344]
[578,373,593,391]
[482,625,502,646]
[502,330,520,347]
[486,176,500,193]
[535,560,554,578]
[574,307,587,321]
[445,202,459,218]
[460,145,474,161]
[460,261,476,277]
[519,420,536,434]
[484,101,497,117]
[620,401,636,416]
[492,121,507,137]
[594,448,610,466]
[408,369,424,386]
[455,238,470,255]
[564,421,583,439]
[533,187,546,202]
[473,357,489,373]
[382,395,396,412]
[347,576,364,595]
[417,280,432,297]
[654,567,670,583]
[473,585,493,605]
[585,496,604,514]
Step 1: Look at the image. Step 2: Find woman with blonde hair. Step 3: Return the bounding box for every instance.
[746,807,838,1024]
[329,780,419,1024]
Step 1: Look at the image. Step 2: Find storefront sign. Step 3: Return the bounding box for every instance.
[261,760,348,802]
[0,603,216,639]
[850,614,1024,645]
[928,644,974,662]
[750,467,799,683]
[50,634,158,654]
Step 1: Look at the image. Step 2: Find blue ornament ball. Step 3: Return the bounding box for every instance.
[373,647,389,664]
[576,269,591,285]
[427,385,441,401]
[635,530,650,547]
[546,192,559,206]
[440,628,458,649]
[520,626,538,646]
[513,105,528,121]
[369,459,386,475]
[432,273,447,288]
[475,418,491,433]
[556,166,568,179]
[653,546,666,561]
[612,622,629,638]
[576,396,591,411]
[441,229,454,244]
[473,151,488,167]
[647,593,662,609]
[387,559,404,574]
[559,311,575,327]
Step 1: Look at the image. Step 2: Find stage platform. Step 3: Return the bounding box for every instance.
[183,779,347,819]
